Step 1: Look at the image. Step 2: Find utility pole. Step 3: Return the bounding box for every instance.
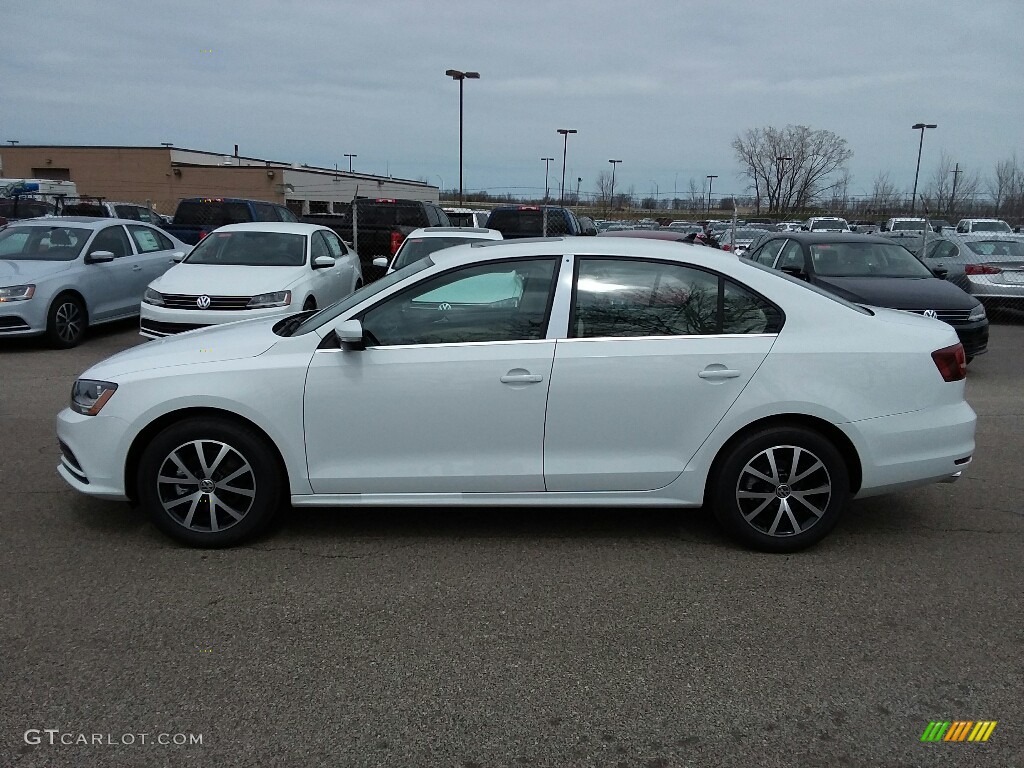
[541,157,554,202]
[706,175,718,215]
[948,162,963,218]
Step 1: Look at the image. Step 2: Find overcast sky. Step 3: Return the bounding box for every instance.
[3,0,1021,203]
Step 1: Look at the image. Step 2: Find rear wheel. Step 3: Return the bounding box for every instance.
[46,293,87,348]
[137,418,284,547]
[712,426,850,552]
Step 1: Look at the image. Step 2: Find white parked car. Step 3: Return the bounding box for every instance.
[57,238,975,551]
[372,226,502,274]
[139,223,362,338]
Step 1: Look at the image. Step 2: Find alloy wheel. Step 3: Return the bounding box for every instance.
[156,440,256,533]
[54,301,83,344]
[735,444,832,537]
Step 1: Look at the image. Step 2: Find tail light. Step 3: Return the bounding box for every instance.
[390,231,405,255]
[721,243,733,251]
[932,343,967,382]
[965,264,1001,275]
[197,230,208,241]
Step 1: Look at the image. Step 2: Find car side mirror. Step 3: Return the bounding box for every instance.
[87,250,115,263]
[313,255,336,269]
[333,318,366,350]
[171,251,186,263]
[931,266,948,279]
[372,257,389,269]
[780,265,807,280]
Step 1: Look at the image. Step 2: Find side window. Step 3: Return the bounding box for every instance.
[361,258,558,346]
[424,205,441,226]
[253,203,278,222]
[924,241,955,260]
[434,207,452,226]
[113,205,142,221]
[573,258,721,337]
[127,224,173,253]
[722,279,783,334]
[90,225,132,257]
[753,239,786,266]
[276,206,298,222]
[776,241,806,271]
[311,232,331,264]
[322,231,345,257]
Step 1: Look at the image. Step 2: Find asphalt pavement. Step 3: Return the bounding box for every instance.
[2,318,1022,768]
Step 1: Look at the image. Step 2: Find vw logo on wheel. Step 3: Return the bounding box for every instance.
[196,295,212,309]
[923,309,938,319]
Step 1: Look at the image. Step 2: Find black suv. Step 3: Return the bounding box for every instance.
[485,205,595,238]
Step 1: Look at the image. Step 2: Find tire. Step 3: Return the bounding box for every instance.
[302,296,317,311]
[136,417,284,547]
[45,293,87,348]
[711,426,850,553]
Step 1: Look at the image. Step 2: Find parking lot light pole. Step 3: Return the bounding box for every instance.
[608,159,622,210]
[344,154,357,172]
[446,69,480,206]
[541,157,554,203]
[706,175,718,215]
[557,129,577,205]
[910,123,937,215]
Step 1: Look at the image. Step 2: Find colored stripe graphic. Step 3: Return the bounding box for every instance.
[921,721,997,743]
[921,721,950,742]
[945,721,972,741]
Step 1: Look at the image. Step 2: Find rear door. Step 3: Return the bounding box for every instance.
[543,256,781,492]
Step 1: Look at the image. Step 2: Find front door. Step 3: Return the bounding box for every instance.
[303,257,561,494]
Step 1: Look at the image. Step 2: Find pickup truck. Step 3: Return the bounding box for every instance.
[303,197,451,281]
[484,205,591,238]
[163,197,298,244]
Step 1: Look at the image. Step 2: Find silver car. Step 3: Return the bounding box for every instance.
[921,232,1024,314]
[0,217,188,347]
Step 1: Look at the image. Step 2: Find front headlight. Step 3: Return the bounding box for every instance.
[247,290,292,309]
[968,304,987,322]
[0,284,35,302]
[143,287,165,306]
[70,380,118,416]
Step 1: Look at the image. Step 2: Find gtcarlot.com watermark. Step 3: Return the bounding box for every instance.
[24,729,203,747]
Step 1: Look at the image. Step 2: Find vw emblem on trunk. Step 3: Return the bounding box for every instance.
[923,309,938,319]
[196,295,212,309]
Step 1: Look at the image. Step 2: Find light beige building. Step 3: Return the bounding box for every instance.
[0,145,438,217]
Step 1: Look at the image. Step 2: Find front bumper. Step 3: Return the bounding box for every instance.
[0,298,47,337]
[55,407,132,500]
[949,319,989,358]
[139,302,294,338]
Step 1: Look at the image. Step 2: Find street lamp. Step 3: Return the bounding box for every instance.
[651,180,659,209]
[576,177,582,204]
[557,129,577,204]
[344,153,357,172]
[910,123,937,214]
[445,69,480,205]
[706,174,718,215]
[541,157,554,202]
[608,159,622,209]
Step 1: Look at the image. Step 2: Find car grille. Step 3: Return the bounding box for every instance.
[140,319,213,336]
[906,309,973,324]
[160,294,253,310]
[0,316,31,331]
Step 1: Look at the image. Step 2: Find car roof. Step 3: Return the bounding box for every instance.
[759,232,897,245]
[211,222,328,235]
[428,235,729,269]
[405,227,502,239]
[8,216,154,228]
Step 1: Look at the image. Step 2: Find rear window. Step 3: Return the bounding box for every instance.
[174,201,253,226]
[63,203,111,217]
[340,203,429,228]
[486,209,572,236]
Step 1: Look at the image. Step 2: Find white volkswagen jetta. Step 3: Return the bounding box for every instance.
[139,222,362,338]
[57,237,976,551]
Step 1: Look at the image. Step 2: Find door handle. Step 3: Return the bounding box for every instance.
[131,264,142,271]
[500,373,543,384]
[698,368,741,380]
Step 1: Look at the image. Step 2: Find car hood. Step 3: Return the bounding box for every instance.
[0,258,75,281]
[813,276,977,310]
[149,263,306,295]
[82,316,283,380]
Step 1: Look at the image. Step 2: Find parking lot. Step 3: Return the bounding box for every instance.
[3,319,1023,767]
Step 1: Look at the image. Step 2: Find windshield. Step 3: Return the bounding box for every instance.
[964,240,1024,258]
[0,225,91,261]
[289,257,434,336]
[892,220,927,231]
[971,221,1012,233]
[742,258,871,314]
[184,230,306,266]
[810,242,932,278]
[392,236,480,270]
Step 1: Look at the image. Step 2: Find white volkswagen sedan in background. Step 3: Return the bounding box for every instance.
[57,238,975,551]
[373,226,502,274]
[139,222,361,338]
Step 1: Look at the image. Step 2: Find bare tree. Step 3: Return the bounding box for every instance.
[594,170,612,206]
[687,177,703,211]
[732,125,853,215]
[922,152,981,218]
[988,156,1019,216]
[870,171,899,212]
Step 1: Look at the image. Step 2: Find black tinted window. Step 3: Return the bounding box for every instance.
[174,201,253,226]
[90,226,132,258]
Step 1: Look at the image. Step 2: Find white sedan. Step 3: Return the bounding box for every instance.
[56,237,976,551]
[139,222,361,338]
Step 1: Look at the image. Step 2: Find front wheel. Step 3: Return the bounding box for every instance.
[46,293,87,348]
[712,426,850,553]
[137,418,284,547]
